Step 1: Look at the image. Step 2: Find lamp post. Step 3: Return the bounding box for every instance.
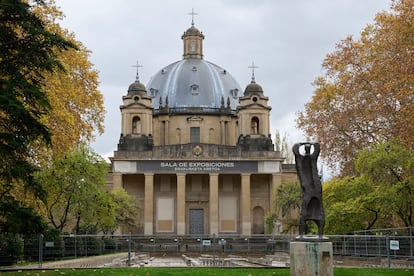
[150,238,155,252]
[174,238,179,252]
[127,233,131,267]
[244,237,250,252]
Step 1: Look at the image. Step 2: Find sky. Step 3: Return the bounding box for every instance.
[55,0,391,175]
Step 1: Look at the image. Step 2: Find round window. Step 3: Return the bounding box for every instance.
[134,96,139,101]
[252,97,258,102]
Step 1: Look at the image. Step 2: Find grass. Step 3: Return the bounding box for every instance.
[0,268,413,276]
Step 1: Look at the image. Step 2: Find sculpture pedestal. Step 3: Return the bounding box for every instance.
[290,239,333,276]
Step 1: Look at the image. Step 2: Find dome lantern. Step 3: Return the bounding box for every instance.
[148,17,242,111]
[182,9,204,59]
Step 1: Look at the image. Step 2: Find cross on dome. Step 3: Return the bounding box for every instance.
[132,60,143,81]
[188,8,198,26]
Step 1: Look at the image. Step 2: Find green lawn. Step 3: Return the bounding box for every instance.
[0,268,413,276]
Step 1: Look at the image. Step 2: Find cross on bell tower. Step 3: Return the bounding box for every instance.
[248,62,259,82]
[132,60,143,81]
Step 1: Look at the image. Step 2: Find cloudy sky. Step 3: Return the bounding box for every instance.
[55,0,391,172]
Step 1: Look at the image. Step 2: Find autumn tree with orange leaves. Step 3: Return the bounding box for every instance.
[1,0,106,237]
[34,1,104,159]
[297,0,414,175]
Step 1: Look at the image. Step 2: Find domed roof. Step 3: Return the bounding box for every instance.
[127,80,147,96]
[182,25,204,37]
[244,80,263,96]
[147,58,242,110]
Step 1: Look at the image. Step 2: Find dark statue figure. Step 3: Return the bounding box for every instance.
[292,142,325,238]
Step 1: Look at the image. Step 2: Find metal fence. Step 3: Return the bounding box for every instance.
[2,231,413,268]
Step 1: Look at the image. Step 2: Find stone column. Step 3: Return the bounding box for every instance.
[112,173,123,189]
[270,173,282,214]
[177,174,186,235]
[241,173,251,235]
[209,173,219,235]
[144,173,154,235]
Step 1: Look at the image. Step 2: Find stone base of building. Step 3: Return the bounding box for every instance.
[290,239,333,276]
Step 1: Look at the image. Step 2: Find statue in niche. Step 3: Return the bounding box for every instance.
[251,120,258,134]
[292,142,325,238]
[132,117,141,134]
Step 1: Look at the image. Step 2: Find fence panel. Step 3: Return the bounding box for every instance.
[1,231,413,268]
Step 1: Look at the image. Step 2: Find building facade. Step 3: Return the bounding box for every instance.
[109,22,297,236]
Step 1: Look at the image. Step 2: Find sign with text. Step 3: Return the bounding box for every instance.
[138,160,258,173]
[390,240,399,250]
[113,160,280,174]
[202,240,211,246]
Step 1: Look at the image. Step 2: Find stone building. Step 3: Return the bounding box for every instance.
[109,21,297,236]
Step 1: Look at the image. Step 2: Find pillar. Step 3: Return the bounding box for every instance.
[177,174,186,235]
[270,173,282,214]
[112,173,123,189]
[209,173,219,235]
[220,120,225,144]
[144,173,154,235]
[165,120,169,145]
[241,173,251,235]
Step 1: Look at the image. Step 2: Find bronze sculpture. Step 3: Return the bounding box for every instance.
[292,142,325,237]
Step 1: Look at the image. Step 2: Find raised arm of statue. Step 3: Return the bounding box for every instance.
[311,142,320,158]
[292,143,301,156]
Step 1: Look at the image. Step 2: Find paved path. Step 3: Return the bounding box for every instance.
[12,253,129,269]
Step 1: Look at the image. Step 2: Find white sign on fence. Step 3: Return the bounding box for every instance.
[202,240,211,246]
[390,240,399,250]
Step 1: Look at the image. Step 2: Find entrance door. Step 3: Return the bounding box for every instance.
[189,209,204,236]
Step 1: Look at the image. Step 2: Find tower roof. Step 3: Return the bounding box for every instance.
[127,61,147,96]
[244,80,264,96]
[182,25,204,37]
[127,80,147,96]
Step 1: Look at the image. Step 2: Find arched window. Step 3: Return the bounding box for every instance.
[251,117,259,134]
[252,206,265,234]
[132,116,141,134]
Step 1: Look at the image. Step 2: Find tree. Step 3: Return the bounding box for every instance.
[275,130,294,164]
[0,0,75,234]
[34,146,113,233]
[267,181,301,234]
[33,0,104,157]
[102,188,140,235]
[323,141,413,233]
[356,141,414,228]
[297,0,414,175]
[323,176,388,234]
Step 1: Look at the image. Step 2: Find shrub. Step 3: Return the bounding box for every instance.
[0,233,23,266]
[103,237,117,253]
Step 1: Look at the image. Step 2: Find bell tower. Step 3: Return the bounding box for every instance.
[237,63,273,151]
[117,62,154,151]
